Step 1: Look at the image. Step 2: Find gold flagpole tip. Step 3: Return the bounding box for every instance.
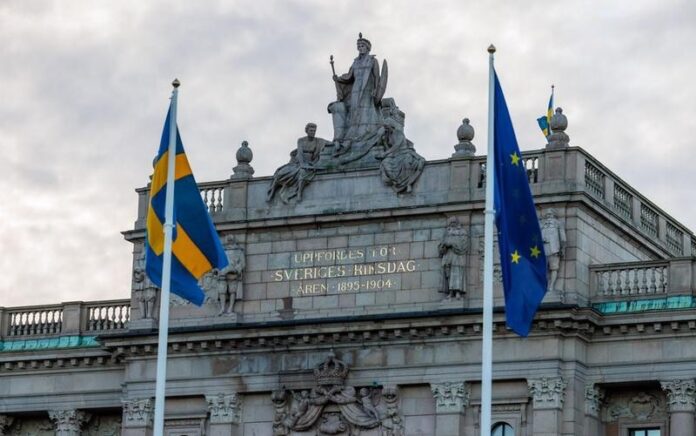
[487,44,496,54]
[172,78,180,88]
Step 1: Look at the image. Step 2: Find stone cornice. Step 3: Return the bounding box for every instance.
[2,306,696,372]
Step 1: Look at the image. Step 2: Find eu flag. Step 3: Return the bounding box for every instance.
[493,71,548,336]
[145,103,228,305]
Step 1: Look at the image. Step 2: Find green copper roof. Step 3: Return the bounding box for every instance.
[593,295,696,314]
[0,335,100,352]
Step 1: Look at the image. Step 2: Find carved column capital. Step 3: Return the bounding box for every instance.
[528,377,567,410]
[661,379,696,412]
[48,410,91,435]
[122,398,154,428]
[0,415,15,436]
[206,392,242,424]
[430,381,470,414]
[585,384,605,417]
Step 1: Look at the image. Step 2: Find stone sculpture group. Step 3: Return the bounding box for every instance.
[267,33,425,204]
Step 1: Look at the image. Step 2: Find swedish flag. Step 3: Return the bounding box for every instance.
[145,103,228,305]
[536,87,554,138]
[493,71,548,336]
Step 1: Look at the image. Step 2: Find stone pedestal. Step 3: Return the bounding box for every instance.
[122,398,154,436]
[584,384,605,436]
[430,382,469,436]
[48,410,91,436]
[661,379,696,436]
[206,393,242,436]
[528,377,567,436]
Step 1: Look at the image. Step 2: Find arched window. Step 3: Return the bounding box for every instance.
[492,422,514,436]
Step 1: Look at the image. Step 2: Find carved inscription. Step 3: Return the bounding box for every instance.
[271,245,419,296]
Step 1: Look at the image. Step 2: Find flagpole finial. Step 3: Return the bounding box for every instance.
[172,78,180,88]
[487,44,496,54]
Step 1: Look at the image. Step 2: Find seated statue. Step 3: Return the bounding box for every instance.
[267,123,328,203]
[328,33,388,160]
[377,104,425,194]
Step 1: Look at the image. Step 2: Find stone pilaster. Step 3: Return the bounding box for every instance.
[660,379,696,436]
[528,377,567,436]
[584,384,605,436]
[122,398,154,436]
[48,410,91,436]
[206,393,242,436]
[430,381,469,436]
[0,415,15,436]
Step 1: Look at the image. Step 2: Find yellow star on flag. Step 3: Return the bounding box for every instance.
[511,250,521,264]
[530,245,541,258]
[510,152,521,166]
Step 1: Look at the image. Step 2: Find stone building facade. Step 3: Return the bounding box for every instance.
[2,38,696,436]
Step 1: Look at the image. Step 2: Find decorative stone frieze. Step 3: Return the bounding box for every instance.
[271,352,404,435]
[585,384,605,417]
[661,379,696,412]
[606,391,665,422]
[48,410,91,436]
[206,392,242,424]
[430,381,470,414]
[528,377,567,410]
[122,398,154,428]
[0,415,14,436]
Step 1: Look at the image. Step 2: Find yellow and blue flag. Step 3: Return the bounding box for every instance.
[536,88,554,137]
[145,103,228,305]
[493,71,548,336]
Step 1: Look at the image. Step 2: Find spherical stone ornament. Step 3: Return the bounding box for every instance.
[550,107,568,132]
[236,140,253,164]
[457,118,475,142]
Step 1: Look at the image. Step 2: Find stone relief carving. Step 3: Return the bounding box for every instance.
[206,393,242,424]
[478,235,503,284]
[430,381,470,414]
[605,391,666,422]
[660,379,696,412]
[438,217,469,300]
[540,209,566,292]
[267,123,329,204]
[133,249,158,319]
[83,415,122,436]
[122,398,154,428]
[271,352,404,435]
[48,410,91,436]
[585,384,606,417]
[0,416,14,436]
[377,99,425,194]
[528,377,567,410]
[6,418,52,436]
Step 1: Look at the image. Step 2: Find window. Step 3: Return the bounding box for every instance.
[492,422,514,436]
[629,429,660,436]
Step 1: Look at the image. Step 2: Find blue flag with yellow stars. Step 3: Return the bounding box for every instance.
[145,103,228,305]
[493,71,548,336]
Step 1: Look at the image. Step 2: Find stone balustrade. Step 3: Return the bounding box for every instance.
[590,258,696,303]
[0,300,130,339]
[131,147,695,258]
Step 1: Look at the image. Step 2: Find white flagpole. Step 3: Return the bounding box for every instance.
[153,78,180,436]
[480,45,496,436]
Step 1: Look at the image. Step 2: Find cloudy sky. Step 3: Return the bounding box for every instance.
[2,1,695,307]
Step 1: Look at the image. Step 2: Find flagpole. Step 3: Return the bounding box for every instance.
[480,44,496,436]
[153,78,180,436]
